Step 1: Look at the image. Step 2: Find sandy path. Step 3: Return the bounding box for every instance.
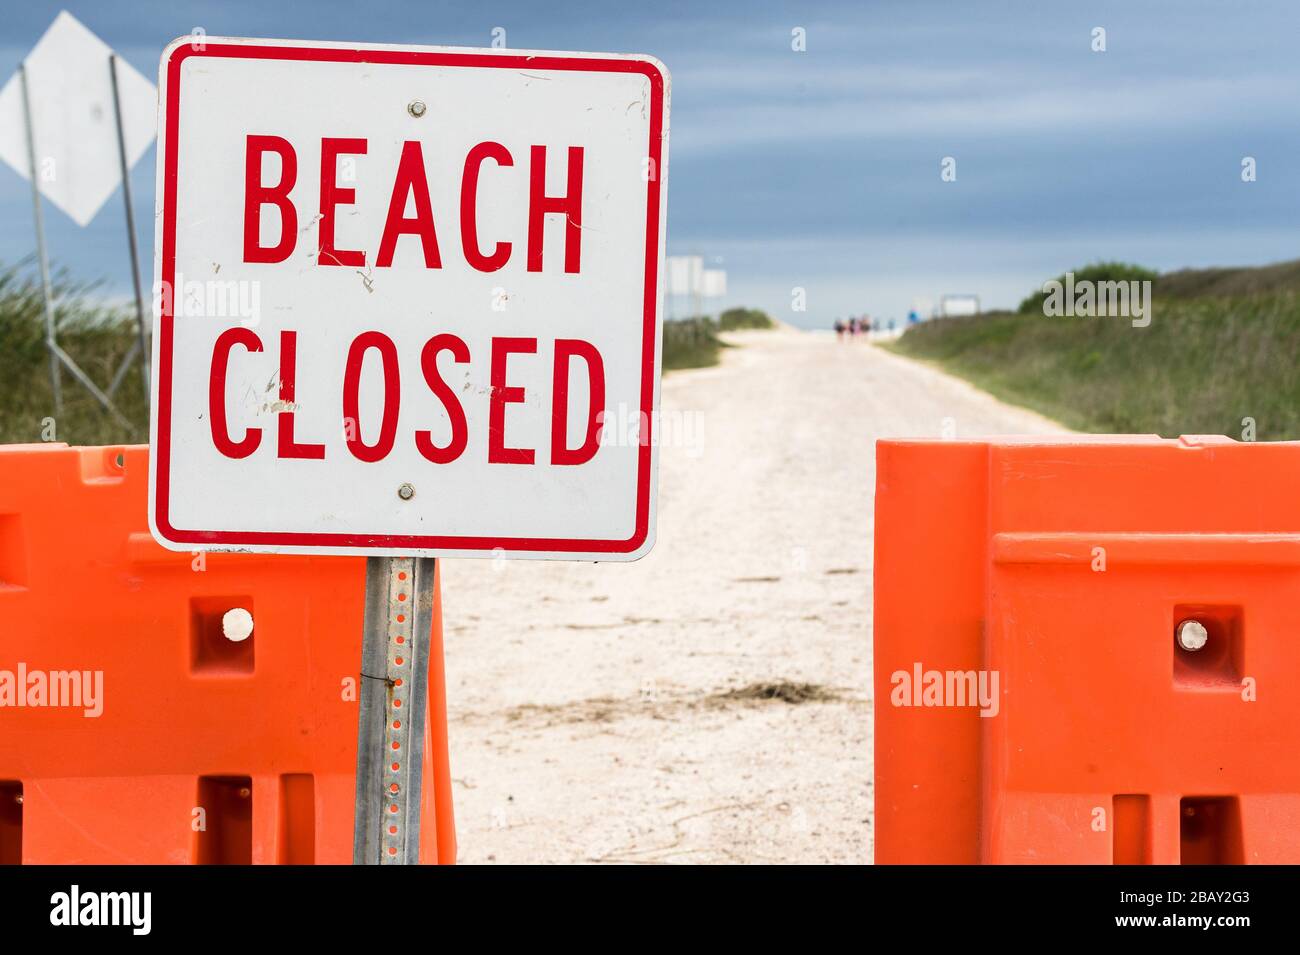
[438,328,1067,864]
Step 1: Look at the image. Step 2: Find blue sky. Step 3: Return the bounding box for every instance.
[2,0,1299,326]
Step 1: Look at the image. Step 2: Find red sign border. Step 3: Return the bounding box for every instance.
[154,41,664,554]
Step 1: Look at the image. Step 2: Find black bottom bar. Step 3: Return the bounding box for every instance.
[0,864,1279,940]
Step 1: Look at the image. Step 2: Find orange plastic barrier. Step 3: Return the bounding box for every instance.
[875,435,1300,864]
[0,444,455,864]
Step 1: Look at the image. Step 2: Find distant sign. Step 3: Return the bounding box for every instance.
[665,255,725,298]
[148,37,670,560]
[666,255,701,296]
[939,295,980,318]
[699,268,726,298]
[0,11,156,226]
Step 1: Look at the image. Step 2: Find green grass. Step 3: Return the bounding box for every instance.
[887,288,1300,439]
[0,266,148,446]
[662,316,726,370]
[665,306,774,369]
[718,306,775,331]
[1017,261,1158,314]
[662,307,776,371]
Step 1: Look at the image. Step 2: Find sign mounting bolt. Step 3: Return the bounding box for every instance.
[398,483,415,500]
[1177,619,1208,652]
[407,99,426,118]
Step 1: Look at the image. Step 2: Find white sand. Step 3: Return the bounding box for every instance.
[439,327,1067,864]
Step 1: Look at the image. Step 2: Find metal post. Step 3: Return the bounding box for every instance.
[18,63,62,413]
[353,556,436,864]
[108,53,151,405]
[692,252,702,321]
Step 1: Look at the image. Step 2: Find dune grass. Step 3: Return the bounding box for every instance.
[661,308,776,370]
[662,315,726,371]
[717,307,775,331]
[0,265,148,446]
[887,287,1300,439]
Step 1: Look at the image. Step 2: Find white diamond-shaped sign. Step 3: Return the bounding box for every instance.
[0,10,157,227]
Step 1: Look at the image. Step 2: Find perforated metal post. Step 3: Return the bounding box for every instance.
[353,556,436,864]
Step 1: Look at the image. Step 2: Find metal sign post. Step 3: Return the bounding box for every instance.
[18,63,62,414]
[352,556,437,864]
[17,60,136,429]
[107,52,151,405]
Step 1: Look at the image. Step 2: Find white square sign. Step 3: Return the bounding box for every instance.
[148,36,670,560]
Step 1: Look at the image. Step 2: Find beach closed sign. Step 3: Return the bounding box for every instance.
[148,37,669,560]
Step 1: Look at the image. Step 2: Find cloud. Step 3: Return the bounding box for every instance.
[670,60,1300,154]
